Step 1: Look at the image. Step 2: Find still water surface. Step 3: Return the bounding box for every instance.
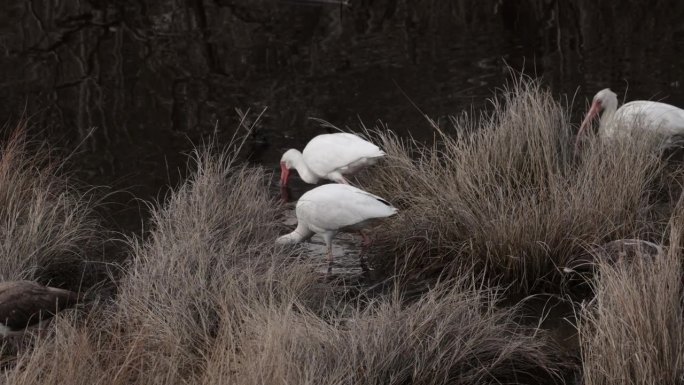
[0,0,683,230]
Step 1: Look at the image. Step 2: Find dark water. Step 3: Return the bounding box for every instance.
[1,0,684,231]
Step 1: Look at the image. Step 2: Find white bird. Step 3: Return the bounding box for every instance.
[575,88,684,150]
[276,184,397,270]
[279,133,385,187]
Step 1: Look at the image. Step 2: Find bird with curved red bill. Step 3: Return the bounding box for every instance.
[276,183,397,273]
[279,132,385,201]
[575,88,684,151]
[0,280,82,337]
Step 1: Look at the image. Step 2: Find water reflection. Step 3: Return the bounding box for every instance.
[0,0,682,231]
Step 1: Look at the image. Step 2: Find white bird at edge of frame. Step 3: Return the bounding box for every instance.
[275,183,398,273]
[279,132,385,188]
[574,88,684,151]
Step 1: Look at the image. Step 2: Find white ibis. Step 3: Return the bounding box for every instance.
[575,88,684,150]
[0,281,81,337]
[280,133,385,187]
[276,183,397,270]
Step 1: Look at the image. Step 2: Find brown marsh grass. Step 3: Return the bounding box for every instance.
[362,78,674,294]
[0,144,570,385]
[5,82,684,384]
[0,123,102,288]
[218,278,570,385]
[578,206,684,385]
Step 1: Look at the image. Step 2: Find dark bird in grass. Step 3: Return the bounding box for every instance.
[0,280,82,337]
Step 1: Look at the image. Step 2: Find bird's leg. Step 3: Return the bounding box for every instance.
[359,230,372,249]
[322,232,335,275]
[326,242,334,275]
[358,230,372,272]
[359,255,369,273]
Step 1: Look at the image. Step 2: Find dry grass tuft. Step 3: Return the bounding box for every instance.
[222,277,571,385]
[578,206,684,385]
[1,142,312,384]
[0,122,102,288]
[362,78,672,294]
[3,308,106,385]
[101,145,312,384]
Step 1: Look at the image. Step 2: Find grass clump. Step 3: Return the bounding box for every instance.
[578,217,684,385]
[2,144,312,384]
[103,146,308,384]
[0,123,102,288]
[363,78,670,294]
[224,277,570,385]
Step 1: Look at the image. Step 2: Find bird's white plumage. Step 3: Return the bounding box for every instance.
[280,133,385,184]
[302,133,385,178]
[275,184,397,267]
[602,100,684,138]
[294,184,397,234]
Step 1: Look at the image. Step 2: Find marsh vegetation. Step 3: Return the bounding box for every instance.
[1,80,684,384]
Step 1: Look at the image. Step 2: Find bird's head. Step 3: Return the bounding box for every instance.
[279,149,299,187]
[575,88,618,151]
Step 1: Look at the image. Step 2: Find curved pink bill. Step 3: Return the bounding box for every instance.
[575,100,602,151]
[279,162,290,187]
[280,185,290,202]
